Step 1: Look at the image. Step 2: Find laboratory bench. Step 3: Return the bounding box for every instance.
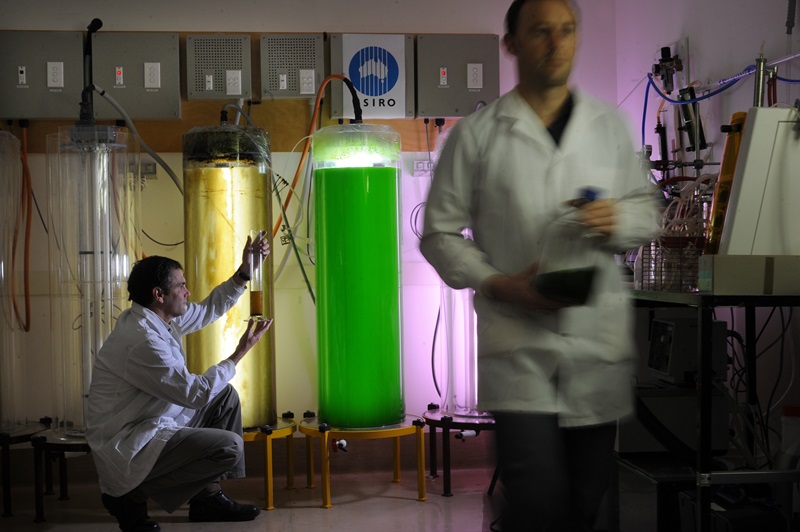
[630,290,800,532]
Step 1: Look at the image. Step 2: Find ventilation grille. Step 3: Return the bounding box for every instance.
[260,34,323,97]
[186,35,250,98]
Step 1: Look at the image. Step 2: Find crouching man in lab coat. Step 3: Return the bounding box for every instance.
[86,233,272,532]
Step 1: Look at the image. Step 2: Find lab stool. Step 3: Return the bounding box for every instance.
[242,415,297,510]
[423,405,497,496]
[298,414,427,508]
[1,421,47,517]
[30,429,91,522]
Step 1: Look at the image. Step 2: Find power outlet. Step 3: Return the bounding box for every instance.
[144,62,161,89]
[653,37,690,89]
[299,69,315,95]
[47,61,64,88]
[226,69,242,95]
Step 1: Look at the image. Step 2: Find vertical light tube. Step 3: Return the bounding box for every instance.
[312,124,404,428]
[0,131,22,431]
[47,125,139,433]
[183,125,275,428]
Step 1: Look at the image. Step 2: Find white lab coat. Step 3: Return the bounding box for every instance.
[85,277,245,497]
[420,88,661,427]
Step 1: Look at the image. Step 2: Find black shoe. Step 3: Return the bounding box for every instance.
[101,493,160,532]
[188,490,260,522]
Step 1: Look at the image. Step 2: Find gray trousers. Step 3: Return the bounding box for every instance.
[137,384,246,513]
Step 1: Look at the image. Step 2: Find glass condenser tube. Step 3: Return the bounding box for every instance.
[183,125,275,428]
[312,124,404,428]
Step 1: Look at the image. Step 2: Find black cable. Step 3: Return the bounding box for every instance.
[30,191,48,235]
[18,121,48,235]
[341,77,363,123]
[410,202,426,240]
[431,306,441,398]
[272,171,315,304]
[755,307,777,345]
[142,229,183,247]
[305,170,315,266]
[762,307,794,464]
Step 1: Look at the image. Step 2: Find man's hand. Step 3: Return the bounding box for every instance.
[481,263,567,313]
[228,318,273,365]
[237,230,270,280]
[577,199,617,237]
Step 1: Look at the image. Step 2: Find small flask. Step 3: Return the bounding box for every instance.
[532,187,601,305]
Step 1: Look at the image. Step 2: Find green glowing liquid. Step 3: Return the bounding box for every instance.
[314,166,404,428]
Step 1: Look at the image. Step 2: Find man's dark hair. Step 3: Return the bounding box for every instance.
[127,256,183,307]
[505,0,579,37]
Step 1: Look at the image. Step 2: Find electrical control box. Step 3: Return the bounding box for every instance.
[92,32,181,120]
[329,33,415,120]
[185,34,251,100]
[416,34,500,118]
[0,31,84,119]
[647,318,728,385]
[260,33,324,99]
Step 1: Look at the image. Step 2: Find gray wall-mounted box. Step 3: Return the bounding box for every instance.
[330,33,415,120]
[92,32,181,120]
[0,31,84,120]
[416,34,500,118]
[260,33,324,99]
[186,34,251,100]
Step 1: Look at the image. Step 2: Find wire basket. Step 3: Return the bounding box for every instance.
[640,236,705,292]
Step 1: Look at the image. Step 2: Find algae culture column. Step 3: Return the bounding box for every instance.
[312,124,404,428]
[183,125,276,427]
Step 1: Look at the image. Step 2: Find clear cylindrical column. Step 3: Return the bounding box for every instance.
[438,283,486,417]
[183,125,275,428]
[0,131,22,431]
[47,125,140,434]
[312,124,404,428]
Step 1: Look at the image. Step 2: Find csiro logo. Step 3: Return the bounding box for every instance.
[348,46,400,97]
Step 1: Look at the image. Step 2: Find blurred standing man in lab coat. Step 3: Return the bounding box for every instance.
[420,0,660,530]
[87,233,272,532]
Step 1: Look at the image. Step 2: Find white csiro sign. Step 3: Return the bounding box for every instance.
[340,34,407,119]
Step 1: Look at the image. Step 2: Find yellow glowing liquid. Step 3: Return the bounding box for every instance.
[183,163,275,427]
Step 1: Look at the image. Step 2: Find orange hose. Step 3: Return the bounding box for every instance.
[11,127,32,332]
[272,73,347,238]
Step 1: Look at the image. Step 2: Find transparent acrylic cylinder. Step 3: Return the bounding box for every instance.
[312,124,404,428]
[0,131,22,431]
[438,283,487,417]
[183,125,275,428]
[47,125,141,434]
